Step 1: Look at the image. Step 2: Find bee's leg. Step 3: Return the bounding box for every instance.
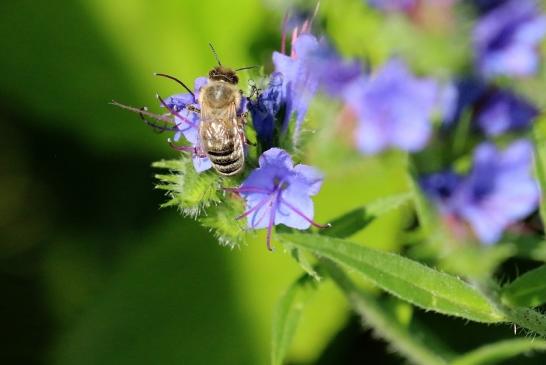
[186,105,201,114]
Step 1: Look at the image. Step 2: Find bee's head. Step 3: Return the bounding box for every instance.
[209,66,239,84]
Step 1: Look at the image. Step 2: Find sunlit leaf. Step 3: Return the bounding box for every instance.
[278,232,505,323]
[271,272,319,365]
[323,261,454,365]
[502,264,546,307]
[451,339,546,365]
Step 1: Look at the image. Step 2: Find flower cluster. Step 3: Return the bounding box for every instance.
[473,0,546,78]
[344,59,437,154]
[117,1,545,250]
[421,141,539,243]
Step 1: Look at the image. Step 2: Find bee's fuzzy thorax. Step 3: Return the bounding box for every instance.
[209,66,239,84]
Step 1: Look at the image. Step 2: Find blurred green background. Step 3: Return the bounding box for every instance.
[0,1,428,364]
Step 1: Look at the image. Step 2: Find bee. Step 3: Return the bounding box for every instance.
[111,44,254,176]
[197,45,247,176]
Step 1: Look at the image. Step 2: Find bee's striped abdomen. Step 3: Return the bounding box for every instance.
[207,146,244,176]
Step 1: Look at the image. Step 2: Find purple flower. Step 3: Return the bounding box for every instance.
[232,148,328,250]
[475,90,538,136]
[248,73,284,149]
[367,0,416,12]
[422,140,539,244]
[162,77,212,172]
[442,78,487,127]
[273,34,363,139]
[420,171,464,215]
[474,0,546,78]
[273,34,322,136]
[442,78,538,136]
[164,77,207,144]
[346,59,437,154]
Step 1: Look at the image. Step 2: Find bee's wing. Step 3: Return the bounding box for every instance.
[200,102,240,152]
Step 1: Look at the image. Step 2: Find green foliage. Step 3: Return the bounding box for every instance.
[323,261,455,365]
[153,157,246,247]
[323,192,412,239]
[271,271,319,365]
[533,116,546,228]
[502,264,546,307]
[451,339,546,365]
[278,232,505,323]
[153,157,223,217]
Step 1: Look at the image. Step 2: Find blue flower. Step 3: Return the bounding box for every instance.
[475,90,538,136]
[248,73,284,149]
[232,148,328,250]
[473,0,546,78]
[162,77,213,173]
[442,78,487,127]
[420,171,464,215]
[442,78,538,136]
[345,59,437,154]
[273,34,363,140]
[273,34,322,136]
[422,140,539,244]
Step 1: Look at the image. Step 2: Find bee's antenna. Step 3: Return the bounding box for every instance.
[235,65,259,72]
[154,73,195,99]
[209,43,222,66]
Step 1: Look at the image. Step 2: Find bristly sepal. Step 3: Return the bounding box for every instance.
[153,156,223,218]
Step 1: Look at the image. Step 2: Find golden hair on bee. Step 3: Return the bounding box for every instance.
[197,44,247,176]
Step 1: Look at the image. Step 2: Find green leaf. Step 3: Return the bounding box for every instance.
[271,272,319,365]
[407,162,437,238]
[451,339,546,365]
[278,233,505,323]
[505,307,546,337]
[502,264,546,307]
[533,116,546,227]
[323,192,412,238]
[439,245,516,279]
[323,261,454,365]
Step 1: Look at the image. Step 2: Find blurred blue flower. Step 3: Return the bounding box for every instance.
[273,34,363,139]
[476,90,538,136]
[472,0,507,14]
[273,34,323,138]
[474,0,546,78]
[248,73,284,148]
[345,59,437,154]
[442,78,487,127]
[367,0,416,12]
[420,171,464,215]
[423,140,539,244]
[234,148,327,250]
[442,78,538,136]
[456,140,539,243]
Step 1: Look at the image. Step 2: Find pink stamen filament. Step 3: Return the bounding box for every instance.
[235,193,274,221]
[280,198,330,229]
[266,193,280,251]
[157,93,198,129]
[291,27,299,58]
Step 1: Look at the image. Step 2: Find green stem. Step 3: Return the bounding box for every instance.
[322,260,454,365]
